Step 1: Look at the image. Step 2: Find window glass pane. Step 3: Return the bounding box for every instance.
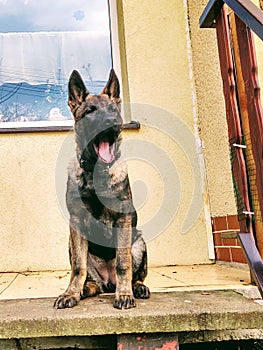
[0,0,112,123]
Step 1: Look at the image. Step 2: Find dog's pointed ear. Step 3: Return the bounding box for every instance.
[101,68,120,100]
[68,70,89,112]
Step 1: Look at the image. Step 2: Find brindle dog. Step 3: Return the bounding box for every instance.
[54,69,150,309]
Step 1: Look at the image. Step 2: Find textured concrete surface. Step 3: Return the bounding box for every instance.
[1,258,259,348]
[0,266,263,350]
[1,290,263,340]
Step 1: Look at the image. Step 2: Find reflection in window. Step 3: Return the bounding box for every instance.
[0,0,112,123]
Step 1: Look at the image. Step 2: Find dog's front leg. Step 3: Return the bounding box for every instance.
[54,225,88,309]
[113,215,135,309]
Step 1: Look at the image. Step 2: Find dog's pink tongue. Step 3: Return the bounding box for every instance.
[98,141,114,163]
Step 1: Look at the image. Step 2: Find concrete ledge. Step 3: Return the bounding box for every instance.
[0,290,263,346]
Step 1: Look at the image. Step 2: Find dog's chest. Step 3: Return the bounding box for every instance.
[79,158,129,201]
[67,157,133,235]
[73,158,131,224]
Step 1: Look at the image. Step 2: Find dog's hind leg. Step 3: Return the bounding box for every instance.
[54,226,88,309]
[133,280,150,299]
[81,280,101,298]
[81,257,105,298]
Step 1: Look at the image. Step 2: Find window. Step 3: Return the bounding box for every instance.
[0,0,113,130]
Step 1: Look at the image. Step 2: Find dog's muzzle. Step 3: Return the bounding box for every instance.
[93,118,121,164]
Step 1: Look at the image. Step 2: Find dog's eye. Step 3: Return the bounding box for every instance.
[85,106,97,115]
[89,105,97,113]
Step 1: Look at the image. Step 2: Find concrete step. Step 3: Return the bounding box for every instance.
[1,264,262,349]
[0,289,263,349]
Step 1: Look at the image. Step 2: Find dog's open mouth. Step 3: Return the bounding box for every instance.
[93,129,118,164]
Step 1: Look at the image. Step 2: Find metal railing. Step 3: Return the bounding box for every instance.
[200,0,263,297]
[200,0,263,39]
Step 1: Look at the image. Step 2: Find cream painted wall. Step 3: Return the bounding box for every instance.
[1,0,247,272]
[0,132,69,271]
[118,0,214,266]
[188,1,237,217]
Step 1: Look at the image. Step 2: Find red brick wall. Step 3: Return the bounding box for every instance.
[212,215,247,264]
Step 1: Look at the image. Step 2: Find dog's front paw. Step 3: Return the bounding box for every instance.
[113,294,136,309]
[54,293,80,309]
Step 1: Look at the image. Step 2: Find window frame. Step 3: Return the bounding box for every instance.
[0,0,138,134]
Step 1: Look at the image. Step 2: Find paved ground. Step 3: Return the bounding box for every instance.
[0,264,255,300]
